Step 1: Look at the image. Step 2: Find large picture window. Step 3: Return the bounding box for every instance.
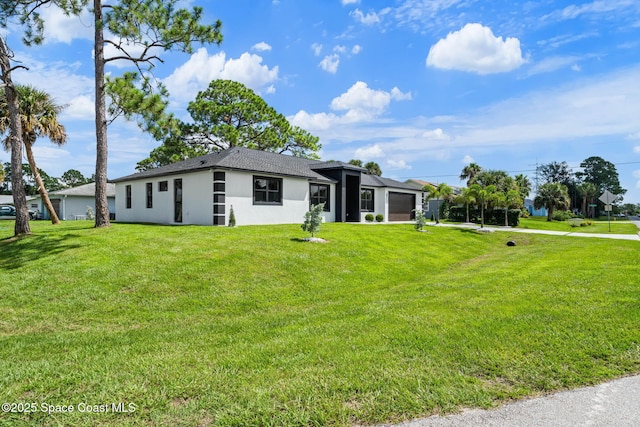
[310,184,330,211]
[254,176,282,205]
[361,188,374,211]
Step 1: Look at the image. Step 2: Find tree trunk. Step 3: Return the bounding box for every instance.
[480,205,485,228]
[547,207,553,221]
[93,0,110,228]
[465,203,469,223]
[504,207,508,227]
[24,142,60,224]
[0,36,30,236]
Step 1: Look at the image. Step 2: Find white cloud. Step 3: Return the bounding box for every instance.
[559,0,635,20]
[634,146,640,153]
[422,128,450,140]
[352,45,362,54]
[462,155,475,164]
[252,42,272,52]
[291,82,412,131]
[350,8,380,25]
[62,96,95,121]
[634,170,640,189]
[355,144,385,159]
[41,5,93,43]
[330,81,392,119]
[333,45,347,53]
[164,48,279,103]
[426,23,525,75]
[572,64,582,72]
[311,43,323,56]
[391,87,412,101]
[387,159,412,170]
[319,54,340,74]
[342,0,359,4]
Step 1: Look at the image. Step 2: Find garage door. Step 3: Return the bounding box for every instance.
[388,192,416,221]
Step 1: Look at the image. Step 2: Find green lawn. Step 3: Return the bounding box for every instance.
[518,216,639,234]
[1,221,639,426]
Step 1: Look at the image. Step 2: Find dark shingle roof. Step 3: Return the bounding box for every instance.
[361,174,423,191]
[112,147,335,183]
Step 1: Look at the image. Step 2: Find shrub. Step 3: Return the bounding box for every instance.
[375,214,384,222]
[228,205,236,227]
[413,209,426,231]
[86,206,95,220]
[365,213,374,222]
[301,203,325,237]
[552,210,573,221]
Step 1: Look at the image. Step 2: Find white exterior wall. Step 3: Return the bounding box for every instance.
[225,170,335,225]
[31,196,115,220]
[116,170,214,225]
[360,187,422,222]
[115,169,336,226]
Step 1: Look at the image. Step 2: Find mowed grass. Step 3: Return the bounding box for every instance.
[1,221,639,426]
[518,216,639,234]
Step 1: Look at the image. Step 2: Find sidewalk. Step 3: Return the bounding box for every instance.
[425,221,640,241]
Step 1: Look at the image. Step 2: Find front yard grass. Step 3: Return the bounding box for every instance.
[1,221,639,426]
[518,216,638,234]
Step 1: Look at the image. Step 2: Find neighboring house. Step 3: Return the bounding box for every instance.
[0,195,14,205]
[406,179,461,216]
[28,183,116,220]
[112,147,422,226]
[524,198,547,217]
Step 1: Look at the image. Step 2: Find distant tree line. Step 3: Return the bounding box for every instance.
[0,163,93,196]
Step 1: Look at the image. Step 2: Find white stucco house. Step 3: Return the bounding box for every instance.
[28,183,116,220]
[112,147,422,226]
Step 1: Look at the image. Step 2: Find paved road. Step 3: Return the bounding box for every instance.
[380,375,640,427]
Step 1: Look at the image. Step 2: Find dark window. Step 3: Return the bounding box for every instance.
[126,185,132,209]
[174,179,182,223]
[146,183,153,208]
[361,188,374,211]
[310,184,330,211]
[214,171,225,181]
[159,181,168,192]
[214,182,225,192]
[214,194,225,204]
[253,176,282,205]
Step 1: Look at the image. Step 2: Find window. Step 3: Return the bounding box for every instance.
[146,183,153,208]
[126,185,132,209]
[361,188,374,211]
[253,176,282,205]
[310,184,330,211]
[159,181,168,192]
[174,179,182,223]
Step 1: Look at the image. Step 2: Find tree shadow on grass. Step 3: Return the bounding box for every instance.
[0,232,82,270]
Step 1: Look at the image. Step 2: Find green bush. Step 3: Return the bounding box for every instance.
[552,210,573,221]
[301,203,325,237]
[413,209,426,231]
[228,205,236,227]
[365,213,374,222]
[375,214,384,222]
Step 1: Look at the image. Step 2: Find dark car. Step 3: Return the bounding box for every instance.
[0,205,38,219]
[0,205,16,219]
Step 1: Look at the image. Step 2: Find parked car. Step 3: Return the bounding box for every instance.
[0,205,38,220]
[0,205,16,219]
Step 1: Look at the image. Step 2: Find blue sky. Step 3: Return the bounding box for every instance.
[2,0,640,203]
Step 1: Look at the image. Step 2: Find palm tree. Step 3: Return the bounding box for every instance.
[515,174,532,200]
[495,189,522,226]
[423,182,453,224]
[534,182,570,221]
[455,187,475,223]
[364,161,382,176]
[0,85,67,224]
[468,184,497,228]
[459,162,482,186]
[576,182,597,217]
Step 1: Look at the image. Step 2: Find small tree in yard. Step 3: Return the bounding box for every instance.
[302,203,324,237]
[414,209,426,231]
[228,205,236,227]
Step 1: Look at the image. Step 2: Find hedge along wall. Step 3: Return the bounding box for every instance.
[447,206,520,226]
